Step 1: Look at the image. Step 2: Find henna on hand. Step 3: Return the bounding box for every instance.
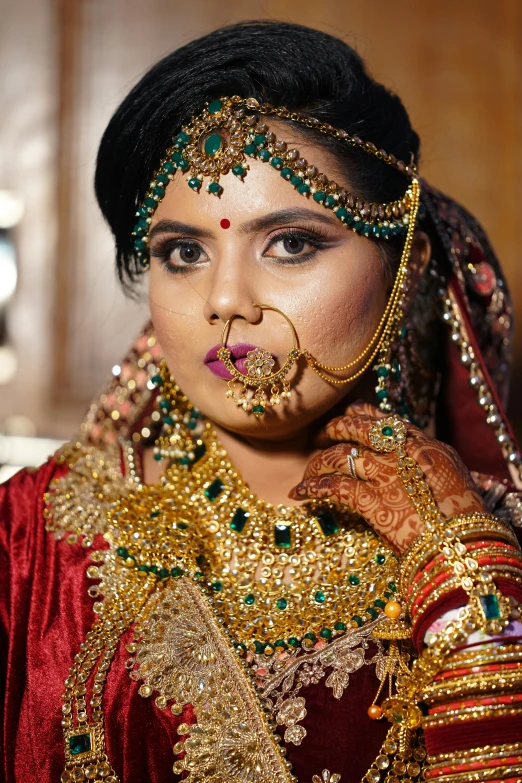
[291,401,487,553]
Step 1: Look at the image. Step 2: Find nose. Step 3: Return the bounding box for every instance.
[203,253,261,326]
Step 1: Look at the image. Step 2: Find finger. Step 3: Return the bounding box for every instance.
[302,443,371,482]
[290,473,356,502]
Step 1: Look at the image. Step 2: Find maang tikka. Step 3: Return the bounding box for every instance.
[132,96,421,417]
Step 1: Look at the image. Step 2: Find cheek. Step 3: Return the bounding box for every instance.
[296,258,386,362]
[148,273,196,358]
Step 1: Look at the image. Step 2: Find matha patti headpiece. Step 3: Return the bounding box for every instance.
[131,96,418,270]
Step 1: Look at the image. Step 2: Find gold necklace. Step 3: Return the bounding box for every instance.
[108,415,399,654]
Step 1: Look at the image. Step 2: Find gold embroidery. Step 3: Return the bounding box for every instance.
[129,577,294,783]
[260,618,385,744]
[44,442,127,547]
[312,772,341,783]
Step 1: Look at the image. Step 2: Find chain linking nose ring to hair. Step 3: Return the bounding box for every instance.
[218,304,302,417]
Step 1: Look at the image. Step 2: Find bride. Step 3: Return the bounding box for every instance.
[2,20,522,783]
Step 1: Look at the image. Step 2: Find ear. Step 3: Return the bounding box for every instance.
[409,230,431,288]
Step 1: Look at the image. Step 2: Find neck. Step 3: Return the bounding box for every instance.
[212,422,319,506]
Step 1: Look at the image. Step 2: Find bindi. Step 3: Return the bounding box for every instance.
[220,218,231,229]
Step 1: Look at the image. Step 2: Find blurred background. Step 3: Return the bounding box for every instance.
[0,0,521,479]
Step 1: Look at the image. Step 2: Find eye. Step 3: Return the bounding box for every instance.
[263,229,328,263]
[151,239,208,273]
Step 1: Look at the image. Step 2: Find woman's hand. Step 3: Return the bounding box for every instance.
[289,401,487,553]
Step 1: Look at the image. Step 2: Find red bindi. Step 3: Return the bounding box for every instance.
[220,218,231,229]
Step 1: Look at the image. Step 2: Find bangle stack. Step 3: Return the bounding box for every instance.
[366,417,522,781]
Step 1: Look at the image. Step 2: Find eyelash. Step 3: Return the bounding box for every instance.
[150,228,329,275]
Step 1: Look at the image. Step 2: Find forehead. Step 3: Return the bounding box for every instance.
[153,122,351,227]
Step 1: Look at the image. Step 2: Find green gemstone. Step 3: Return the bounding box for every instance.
[144,197,157,208]
[277,598,288,610]
[137,565,149,573]
[274,523,292,548]
[366,607,379,620]
[244,144,257,157]
[320,627,332,639]
[254,640,265,654]
[188,178,201,190]
[388,581,397,592]
[152,185,165,198]
[376,389,389,401]
[159,568,170,579]
[153,452,163,461]
[207,99,223,114]
[254,134,266,147]
[179,456,190,465]
[324,195,336,208]
[236,642,247,656]
[171,566,183,578]
[156,173,169,185]
[334,621,347,631]
[204,478,224,501]
[193,443,207,462]
[68,733,92,756]
[376,554,386,565]
[133,219,149,234]
[376,366,390,378]
[349,574,360,586]
[290,175,302,187]
[171,151,183,163]
[280,167,293,180]
[313,191,325,203]
[176,522,189,530]
[186,419,197,430]
[252,405,265,415]
[149,565,159,575]
[134,237,147,250]
[162,161,175,174]
[178,159,190,172]
[204,133,223,157]
[116,547,128,558]
[159,399,171,411]
[303,632,317,643]
[314,590,326,604]
[211,581,223,592]
[207,182,222,195]
[317,510,339,537]
[382,425,394,436]
[480,593,501,620]
[274,639,287,650]
[270,156,283,169]
[232,165,246,178]
[150,510,160,518]
[175,131,190,145]
[244,593,255,605]
[195,571,203,579]
[374,599,386,609]
[230,507,250,533]
[287,637,299,647]
[336,208,348,222]
[195,554,206,567]
[151,373,163,386]
[297,182,310,195]
[258,148,270,162]
[352,615,364,627]
[138,205,151,216]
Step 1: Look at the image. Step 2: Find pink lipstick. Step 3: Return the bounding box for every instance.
[204,343,276,380]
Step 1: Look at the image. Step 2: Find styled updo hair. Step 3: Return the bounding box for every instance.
[95,20,420,292]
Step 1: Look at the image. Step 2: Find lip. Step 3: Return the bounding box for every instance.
[204,343,277,380]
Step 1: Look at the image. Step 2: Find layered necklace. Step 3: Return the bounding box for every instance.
[110,397,399,655]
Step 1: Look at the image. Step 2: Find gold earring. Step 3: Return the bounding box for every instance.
[217,305,302,417]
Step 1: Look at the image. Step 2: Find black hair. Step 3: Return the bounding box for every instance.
[95,20,420,292]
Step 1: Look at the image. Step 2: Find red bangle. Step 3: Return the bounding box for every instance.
[425,754,522,779]
[434,661,522,682]
[428,692,522,716]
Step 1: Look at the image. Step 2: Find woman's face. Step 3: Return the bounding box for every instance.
[149,133,396,441]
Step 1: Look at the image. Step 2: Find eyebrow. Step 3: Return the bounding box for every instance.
[237,208,341,235]
[149,207,341,242]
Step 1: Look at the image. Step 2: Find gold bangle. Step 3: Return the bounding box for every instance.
[427,742,522,765]
[421,669,522,701]
[422,703,522,729]
[442,644,522,670]
[427,763,522,783]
